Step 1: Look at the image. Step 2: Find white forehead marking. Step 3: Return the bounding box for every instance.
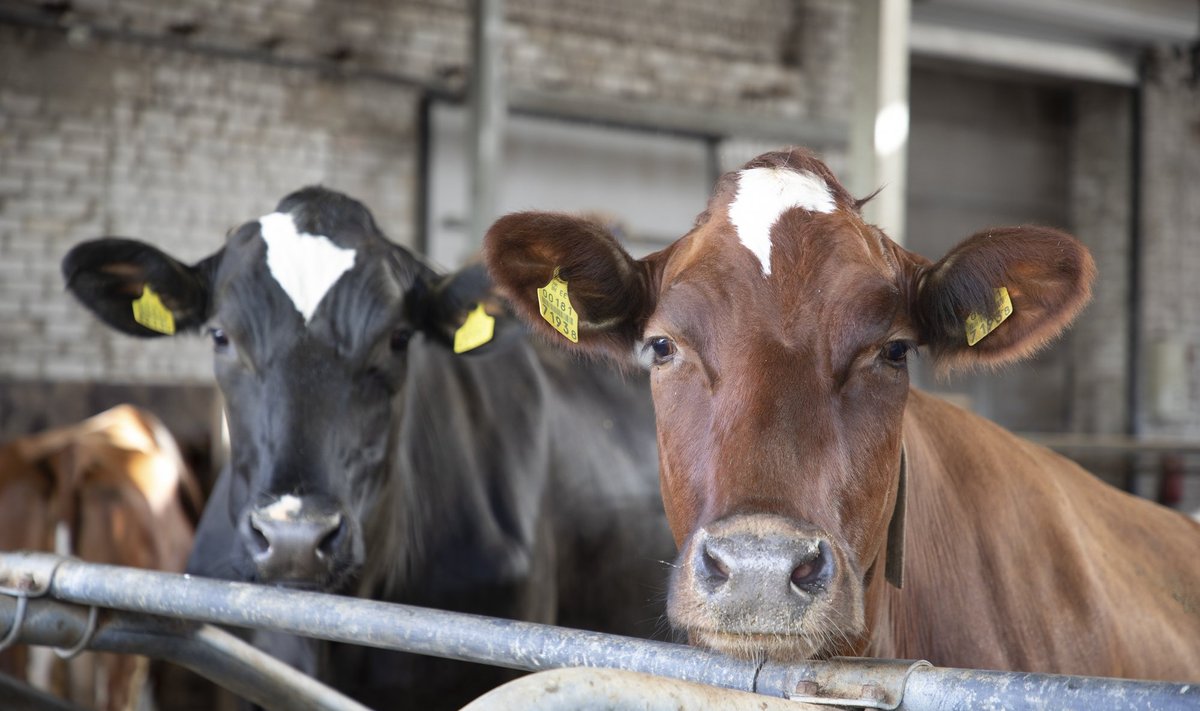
[259,211,357,324]
[262,494,303,521]
[728,167,837,277]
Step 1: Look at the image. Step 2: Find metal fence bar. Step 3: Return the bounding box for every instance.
[461,668,828,711]
[1,553,764,691]
[901,666,1199,711]
[0,670,89,711]
[753,659,1200,710]
[1,553,1196,711]
[0,593,366,711]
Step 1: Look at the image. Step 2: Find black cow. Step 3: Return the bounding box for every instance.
[62,188,673,708]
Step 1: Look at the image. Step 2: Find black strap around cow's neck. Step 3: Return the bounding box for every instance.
[884,444,908,590]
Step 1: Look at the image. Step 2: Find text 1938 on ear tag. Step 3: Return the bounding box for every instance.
[453,303,496,354]
[132,285,176,335]
[536,269,579,343]
[964,286,1012,347]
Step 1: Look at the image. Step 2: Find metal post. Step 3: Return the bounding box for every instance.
[850,0,911,243]
[468,0,506,251]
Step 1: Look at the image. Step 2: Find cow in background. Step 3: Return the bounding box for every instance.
[62,187,673,708]
[484,147,1200,680]
[0,404,201,710]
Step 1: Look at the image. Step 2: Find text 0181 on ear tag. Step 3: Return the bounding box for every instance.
[132,285,176,335]
[536,270,579,343]
[453,304,496,354]
[964,286,1012,346]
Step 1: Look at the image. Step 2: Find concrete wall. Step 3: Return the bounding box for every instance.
[906,63,1076,433]
[1139,46,1200,438]
[1067,84,1133,437]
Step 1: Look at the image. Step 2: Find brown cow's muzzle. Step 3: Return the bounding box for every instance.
[667,514,865,661]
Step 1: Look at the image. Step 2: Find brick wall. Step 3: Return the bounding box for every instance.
[0,23,419,385]
[0,0,853,391]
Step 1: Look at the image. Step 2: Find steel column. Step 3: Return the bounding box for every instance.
[467,0,506,250]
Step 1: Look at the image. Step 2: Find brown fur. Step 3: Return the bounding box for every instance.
[0,405,199,710]
[484,147,1200,681]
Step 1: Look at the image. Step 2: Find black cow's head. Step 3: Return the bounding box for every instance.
[63,187,500,591]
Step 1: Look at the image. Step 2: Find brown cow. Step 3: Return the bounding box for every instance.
[484,148,1200,681]
[0,404,200,710]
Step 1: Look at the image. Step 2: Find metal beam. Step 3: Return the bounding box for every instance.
[850,0,911,244]
[909,21,1140,86]
[509,88,848,147]
[467,0,507,249]
[915,0,1200,46]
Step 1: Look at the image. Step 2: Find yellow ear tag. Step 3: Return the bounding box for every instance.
[536,269,579,343]
[131,285,176,335]
[964,287,1013,346]
[453,304,496,354]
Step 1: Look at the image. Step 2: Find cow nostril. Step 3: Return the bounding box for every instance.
[790,543,829,591]
[315,515,345,558]
[700,544,730,583]
[247,518,270,556]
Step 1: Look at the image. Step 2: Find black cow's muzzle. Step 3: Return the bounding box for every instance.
[239,494,360,588]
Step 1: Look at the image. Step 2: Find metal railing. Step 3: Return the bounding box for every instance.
[0,552,1196,710]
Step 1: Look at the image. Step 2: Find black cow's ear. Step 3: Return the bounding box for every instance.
[483,212,664,364]
[912,225,1095,372]
[410,262,509,354]
[62,238,218,337]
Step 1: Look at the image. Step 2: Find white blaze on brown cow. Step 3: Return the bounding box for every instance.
[728,167,836,277]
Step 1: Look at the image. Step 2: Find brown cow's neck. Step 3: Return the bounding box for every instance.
[865,389,1200,679]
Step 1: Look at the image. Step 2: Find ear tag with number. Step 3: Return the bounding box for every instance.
[132,285,176,335]
[536,269,579,343]
[964,286,1012,346]
[453,304,496,354]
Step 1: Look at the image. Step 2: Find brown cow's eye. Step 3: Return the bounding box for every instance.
[881,340,911,366]
[647,336,677,365]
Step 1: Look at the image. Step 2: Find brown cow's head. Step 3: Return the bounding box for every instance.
[484,148,1094,661]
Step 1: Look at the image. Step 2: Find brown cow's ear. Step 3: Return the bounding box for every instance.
[913,225,1095,372]
[484,211,661,364]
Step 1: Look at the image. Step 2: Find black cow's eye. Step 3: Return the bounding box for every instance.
[208,328,230,351]
[881,340,911,366]
[389,328,414,352]
[646,336,677,365]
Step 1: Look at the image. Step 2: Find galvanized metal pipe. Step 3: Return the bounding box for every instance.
[901,666,1200,711]
[461,668,827,711]
[2,553,1197,711]
[0,593,366,711]
[0,670,89,711]
[2,553,764,691]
